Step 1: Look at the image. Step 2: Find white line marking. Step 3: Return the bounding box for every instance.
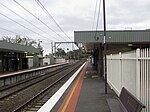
[37,62,86,112]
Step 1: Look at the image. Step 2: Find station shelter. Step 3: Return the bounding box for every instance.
[0,40,40,73]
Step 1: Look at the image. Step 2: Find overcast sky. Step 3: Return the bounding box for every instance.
[0,0,150,55]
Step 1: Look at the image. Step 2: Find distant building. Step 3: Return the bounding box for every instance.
[43,54,55,65]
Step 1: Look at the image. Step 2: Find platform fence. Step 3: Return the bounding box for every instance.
[107,48,150,112]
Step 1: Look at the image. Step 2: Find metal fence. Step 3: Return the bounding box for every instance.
[107,48,150,112]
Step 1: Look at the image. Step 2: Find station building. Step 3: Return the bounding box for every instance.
[74,29,150,76]
[74,30,150,111]
[0,40,40,72]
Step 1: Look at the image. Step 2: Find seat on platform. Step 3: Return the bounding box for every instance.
[107,87,145,112]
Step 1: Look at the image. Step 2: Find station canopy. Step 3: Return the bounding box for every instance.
[74,30,150,54]
[0,40,40,54]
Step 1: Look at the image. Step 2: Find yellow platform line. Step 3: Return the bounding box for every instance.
[61,73,82,112]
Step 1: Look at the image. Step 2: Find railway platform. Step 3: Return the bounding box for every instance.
[38,62,117,112]
[0,63,67,88]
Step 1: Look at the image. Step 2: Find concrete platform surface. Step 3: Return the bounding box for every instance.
[46,62,118,112]
[75,63,116,112]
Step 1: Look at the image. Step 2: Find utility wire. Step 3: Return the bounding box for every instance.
[0,27,20,35]
[92,0,98,30]
[0,27,47,43]
[0,27,53,43]
[0,27,52,51]
[0,12,54,42]
[13,0,68,42]
[35,0,72,41]
[94,0,102,41]
[0,2,59,42]
[95,0,101,30]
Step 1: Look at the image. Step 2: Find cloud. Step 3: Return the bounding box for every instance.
[106,0,150,29]
[0,0,150,54]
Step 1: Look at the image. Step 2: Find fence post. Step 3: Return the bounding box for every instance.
[119,52,122,90]
[136,48,140,100]
[110,54,113,89]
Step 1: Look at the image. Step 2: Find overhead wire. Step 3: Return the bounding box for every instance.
[0,27,21,36]
[35,0,73,49]
[0,12,54,42]
[35,0,73,41]
[0,27,52,44]
[0,2,59,42]
[94,0,102,41]
[0,27,46,47]
[13,0,68,42]
[92,0,98,30]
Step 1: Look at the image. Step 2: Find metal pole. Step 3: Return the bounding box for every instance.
[51,42,53,55]
[54,42,56,57]
[103,0,107,94]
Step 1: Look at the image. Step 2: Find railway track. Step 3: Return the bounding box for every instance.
[0,64,70,100]
[0,60,85,112]
[0,63,69,92]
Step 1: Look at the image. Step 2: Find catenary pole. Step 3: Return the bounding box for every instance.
[51,42,53,55]
[103,0,107,94]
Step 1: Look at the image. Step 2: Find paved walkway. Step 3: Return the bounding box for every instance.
[51,62,117,112]
[75,63,116,112]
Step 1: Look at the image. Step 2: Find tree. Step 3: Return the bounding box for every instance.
[55,48,66,58]
[67,49,86,60]
[2,35,43,56]
[2,35,37,47]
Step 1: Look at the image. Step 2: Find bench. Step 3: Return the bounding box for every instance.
[107,87,145,112]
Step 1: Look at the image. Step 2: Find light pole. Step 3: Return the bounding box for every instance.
[38,40,42,55]
[51,42,53,55]
[103,0,107,94]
